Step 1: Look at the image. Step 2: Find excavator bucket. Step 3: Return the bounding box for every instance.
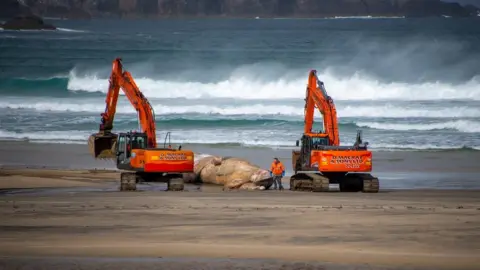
[88,133,118,159]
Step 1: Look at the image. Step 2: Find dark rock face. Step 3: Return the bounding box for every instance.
[400,0,472,17]
[1,15,57,30]
[464,5,480,16]
[1,0,478,19]
[0,0,32,19]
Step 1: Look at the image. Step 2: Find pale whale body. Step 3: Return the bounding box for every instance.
[183,155,273,190]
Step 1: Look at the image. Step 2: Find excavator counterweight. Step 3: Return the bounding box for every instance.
[289,70,379,193]
[88,58,194,191]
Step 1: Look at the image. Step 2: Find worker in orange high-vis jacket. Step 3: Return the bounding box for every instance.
[269,157,285,190]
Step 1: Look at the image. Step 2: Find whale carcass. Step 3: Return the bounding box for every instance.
[183,155,274,190]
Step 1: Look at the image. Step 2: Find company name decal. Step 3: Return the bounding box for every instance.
[329,156,363,164]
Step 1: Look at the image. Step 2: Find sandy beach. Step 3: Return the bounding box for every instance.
[1,141,480,270]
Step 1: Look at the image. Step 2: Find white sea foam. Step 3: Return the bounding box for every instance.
[357,120,480,133]
[2,100,480,119]
[57,27,87,33]
[1,129,478,151]
[65,69,480,101]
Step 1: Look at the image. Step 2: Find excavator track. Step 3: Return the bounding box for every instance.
[350,173,379,193]
[151,173,185,191]
[290,172,379,193]
[120,172,137,191]
[290,173,329,192]
[340,173,378,193]
[167,177,185,191]
[120,172,185,192]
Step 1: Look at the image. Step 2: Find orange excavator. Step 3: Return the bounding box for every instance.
[88,58,194,191]
[290,70,379,193]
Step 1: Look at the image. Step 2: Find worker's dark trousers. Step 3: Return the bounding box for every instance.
[273,175,283,189]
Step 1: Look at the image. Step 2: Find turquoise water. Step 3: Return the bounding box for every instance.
[1,17,479,151]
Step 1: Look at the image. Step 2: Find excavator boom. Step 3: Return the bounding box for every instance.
[88,58,157,159]
[304,70,339,146]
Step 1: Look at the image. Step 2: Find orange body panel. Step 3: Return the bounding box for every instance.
[310,150,372,172]
[129,149,195,173]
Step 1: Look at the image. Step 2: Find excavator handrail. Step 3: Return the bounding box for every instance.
[303,69,340,146]
[164,131,172,149]
[98,58,157,148]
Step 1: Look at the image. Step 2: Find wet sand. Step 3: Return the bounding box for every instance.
[2,140,480,174]
[1,141,480,269]
[1,140,480,190]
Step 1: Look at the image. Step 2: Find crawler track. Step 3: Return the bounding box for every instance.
[290,172,379,193]
[120,172,137,191]
[347,173,380,193]
[167,177,185,191]
[290,173,330,192]
[119,172,185,191]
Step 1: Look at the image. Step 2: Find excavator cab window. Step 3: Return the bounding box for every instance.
[125,135,132,158]
[299,135,330,166]
[130,134,147,149]
[312,137,329,149]
[300,135,311,166]
[117,135,126,153]
[116,134,127,165]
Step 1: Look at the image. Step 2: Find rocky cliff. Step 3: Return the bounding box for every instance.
[1,0,479,19]
[0,0,31,19]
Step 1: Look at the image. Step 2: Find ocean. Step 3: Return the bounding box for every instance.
[1,17,479,152]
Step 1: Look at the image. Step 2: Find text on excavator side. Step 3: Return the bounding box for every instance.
[158,153,187,160]
[329,156,363,164]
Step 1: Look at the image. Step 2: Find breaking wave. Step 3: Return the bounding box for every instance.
[2,64,479,101]
[64,69,480,101]
[357,120,480,133]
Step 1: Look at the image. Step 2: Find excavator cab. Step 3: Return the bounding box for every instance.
[294,134,329,173]
[115,132,148,168]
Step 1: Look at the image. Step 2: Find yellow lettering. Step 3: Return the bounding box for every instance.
[329,156,363,164]
[158,153,187,160]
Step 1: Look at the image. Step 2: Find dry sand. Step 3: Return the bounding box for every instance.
[1,168,480,270]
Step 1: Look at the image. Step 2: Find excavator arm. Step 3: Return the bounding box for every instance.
[88,58,157,158]
[303,70,340,146]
